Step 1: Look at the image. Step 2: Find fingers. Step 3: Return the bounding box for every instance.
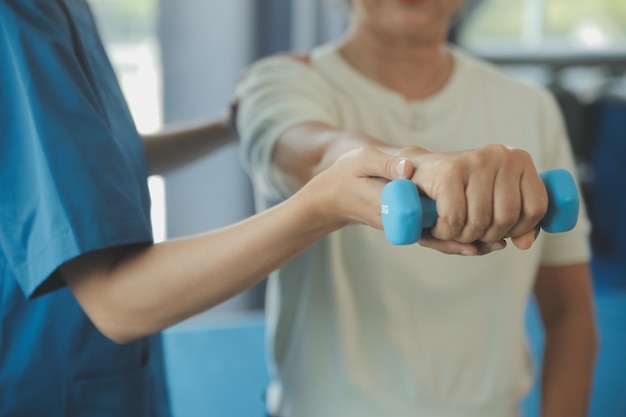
[316,147,415,230]
[347,147,414,180]
[398,158,415,179]
[419,235,478,255]
[429,166,467,241]
[413,145,546,251]
[478,160,521,243]
[510,229,536,250]
[418,231,507,256]
[507,168,548,241]
[454,162,494,243]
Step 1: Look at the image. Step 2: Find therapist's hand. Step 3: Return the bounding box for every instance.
[399,144,548,255]
[299,146,414,231]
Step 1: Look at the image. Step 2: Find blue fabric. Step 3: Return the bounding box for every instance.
[590,99,626,289]
[0,0,169,415]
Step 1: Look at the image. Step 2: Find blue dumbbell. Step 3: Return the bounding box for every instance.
[381,168,580,245]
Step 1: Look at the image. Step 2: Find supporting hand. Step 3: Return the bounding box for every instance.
[302,147,414,231]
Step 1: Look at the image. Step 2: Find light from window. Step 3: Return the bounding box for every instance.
[459,0,626,54]
[88,0,166,241]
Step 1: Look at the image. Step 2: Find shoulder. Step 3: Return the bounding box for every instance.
[239,52,319,85]
[455,48,555,105]
[237,43,342,89]
[235,48,338,108]
[454,48,563,129]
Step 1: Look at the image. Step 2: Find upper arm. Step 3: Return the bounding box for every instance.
[272,121,343,195]
[235,56,338,199]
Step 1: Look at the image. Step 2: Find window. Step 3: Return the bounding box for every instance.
[88,0,166,242]
[459,0,626,54]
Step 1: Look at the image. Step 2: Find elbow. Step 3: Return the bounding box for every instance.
[72,284,157,344]
[85,305,147,345]
[61,248,157,344]
[100,328,140,345]
[92,320,139,345]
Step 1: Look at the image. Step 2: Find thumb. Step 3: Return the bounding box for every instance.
[393,158,414,179]
[374,156,414,180]
[355,148,414,180]
[510,228,537,250]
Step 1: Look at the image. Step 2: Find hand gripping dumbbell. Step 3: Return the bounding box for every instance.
[381,169,580,245]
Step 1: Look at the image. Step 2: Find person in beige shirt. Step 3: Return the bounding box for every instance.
[236,1,597,416]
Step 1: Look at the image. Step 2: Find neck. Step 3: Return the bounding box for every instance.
[339,27,453,101]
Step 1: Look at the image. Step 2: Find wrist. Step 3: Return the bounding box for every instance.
[295,175,346,235]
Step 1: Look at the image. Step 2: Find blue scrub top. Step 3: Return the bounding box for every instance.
[0,1,170,415]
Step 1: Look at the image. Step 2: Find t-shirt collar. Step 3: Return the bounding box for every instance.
[312,42,471,119]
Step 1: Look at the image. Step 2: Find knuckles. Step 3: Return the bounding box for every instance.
[524,192,549,223]
[468,213,494,233]
[437,213,467,238]
[475,144,534,170]
[494,212,520,231]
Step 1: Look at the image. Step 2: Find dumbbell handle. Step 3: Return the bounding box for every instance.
[381,169,580,245]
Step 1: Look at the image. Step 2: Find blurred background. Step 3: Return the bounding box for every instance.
[87,0,626,416]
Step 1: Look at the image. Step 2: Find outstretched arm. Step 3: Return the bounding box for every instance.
[61,148,413,344]
[272,121,547,255]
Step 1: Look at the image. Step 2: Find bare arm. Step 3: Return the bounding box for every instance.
[272,121,403,193]
[61,147,413,344]
[142,115,234,175]
[534,263,598,417]
[273,121,547,255]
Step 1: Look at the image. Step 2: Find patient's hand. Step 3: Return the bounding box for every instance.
[398,144,548,255]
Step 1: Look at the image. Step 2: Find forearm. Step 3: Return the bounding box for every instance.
[540,313,597,417]
[535,263,598,417]
[63,189,335,344]
[143,115,234,175]
[273,122,408,194]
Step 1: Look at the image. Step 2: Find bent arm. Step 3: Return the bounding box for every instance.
[534,263,597,417]
[60,147,412,344]
[142,115,234,175]
[61,193,330,344]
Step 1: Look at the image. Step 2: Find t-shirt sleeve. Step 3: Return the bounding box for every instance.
[536,91,592,266]
[0,1,153,298]
[236,57,338,204]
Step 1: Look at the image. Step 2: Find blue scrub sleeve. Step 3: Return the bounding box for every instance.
[0,0,153,298]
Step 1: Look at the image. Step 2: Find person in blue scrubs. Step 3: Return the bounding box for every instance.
[0,1,418,416]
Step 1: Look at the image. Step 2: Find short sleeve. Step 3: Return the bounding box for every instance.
[0,0,153,298]
[236,57,338,204]
[536,91,592,266]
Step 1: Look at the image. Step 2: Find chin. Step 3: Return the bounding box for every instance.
[387,16,447,39]
[388,2,453,34]
[396,0,432,4]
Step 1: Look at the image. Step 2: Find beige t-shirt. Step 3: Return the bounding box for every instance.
[237,43,591,417]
